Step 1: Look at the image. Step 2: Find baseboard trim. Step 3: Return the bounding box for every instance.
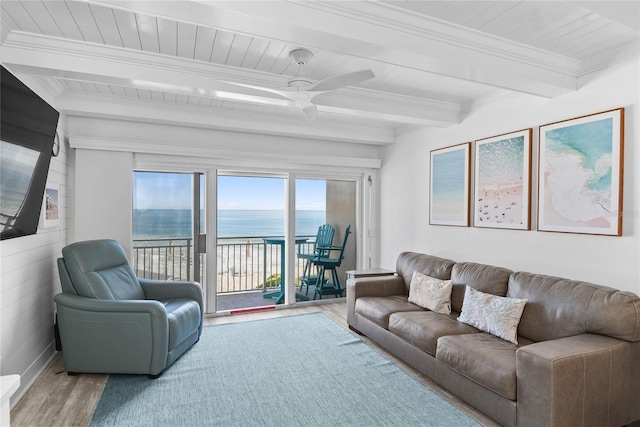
[10,341,57,409]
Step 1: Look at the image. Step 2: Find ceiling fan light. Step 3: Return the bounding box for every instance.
[287,76,314,88]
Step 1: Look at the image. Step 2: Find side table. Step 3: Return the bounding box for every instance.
[346,268,395,280]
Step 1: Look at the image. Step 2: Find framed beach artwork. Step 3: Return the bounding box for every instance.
[41,183,60,229]
[474,129,532,230]
[429,143,471,227]
[538,108,624,236]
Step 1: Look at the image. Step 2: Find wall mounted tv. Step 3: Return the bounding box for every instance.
[1,65,60,240]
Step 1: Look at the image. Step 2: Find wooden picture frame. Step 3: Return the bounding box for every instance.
[538,108,624,236]
[41,183,60,229]
[429,142,471,227]
[474,129,532,230]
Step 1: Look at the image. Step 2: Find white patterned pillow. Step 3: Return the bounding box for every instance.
[457,286,527,344]
[408,271,452,315]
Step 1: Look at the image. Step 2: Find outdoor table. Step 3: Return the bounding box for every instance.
[263,237,309,304]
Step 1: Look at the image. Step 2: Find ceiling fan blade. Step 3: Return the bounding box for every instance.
[301,103,318,120]
[309,69,375,92]
[218,80,292,101]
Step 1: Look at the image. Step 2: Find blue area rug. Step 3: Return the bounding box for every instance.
[90,312,479,426]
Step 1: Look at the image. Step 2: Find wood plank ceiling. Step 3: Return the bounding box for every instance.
[1,1,638,144]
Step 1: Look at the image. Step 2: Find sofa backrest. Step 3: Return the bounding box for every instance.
[396,252,455,294]
[508,272,640,343]
[451,262,512,313]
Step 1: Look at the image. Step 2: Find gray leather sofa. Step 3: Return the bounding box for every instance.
[347,252,640,427]
[55,239,203,378]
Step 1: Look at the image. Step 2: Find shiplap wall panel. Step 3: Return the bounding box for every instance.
[226,34,252,67]
[42,1,84,41]
[242,37,270,70]
[137,14,160,53]
[210,30,234,64]
[157,17,177,56]
[254,42,287,73]
[177,21,197,59]
[90,4,122,47]
[21,1,63,37]
[113,8,141,51]
[66,1,104,44]
[1,2,41,33]
[0,109,68,406]
[193,26,216,62]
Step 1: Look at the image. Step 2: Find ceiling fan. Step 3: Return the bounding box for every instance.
[224,48,375,120]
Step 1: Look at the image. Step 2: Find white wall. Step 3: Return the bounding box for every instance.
[73,149,133,255]
[380,59,640,295]
[0,90,68,407]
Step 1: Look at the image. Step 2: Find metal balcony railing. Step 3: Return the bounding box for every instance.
[132,236,316,294]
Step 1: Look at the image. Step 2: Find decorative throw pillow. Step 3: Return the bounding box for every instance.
[457,286,527,344]
[408,271,453,314]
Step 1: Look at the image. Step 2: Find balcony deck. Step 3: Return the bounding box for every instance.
[216,285,329,312]
[132,237,343,312]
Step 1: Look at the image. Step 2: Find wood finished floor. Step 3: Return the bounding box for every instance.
[11,301,498,426]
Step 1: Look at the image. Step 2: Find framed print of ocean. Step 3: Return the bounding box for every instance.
[474,129,532,230]
[538,108,624,236]
[430,143,471,227]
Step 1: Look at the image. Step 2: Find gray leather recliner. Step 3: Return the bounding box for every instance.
[54,239,203,378]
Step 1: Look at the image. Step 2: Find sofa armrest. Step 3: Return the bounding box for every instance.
[346,275,405,327]
[54,293,170,375]
[517,334,640,427]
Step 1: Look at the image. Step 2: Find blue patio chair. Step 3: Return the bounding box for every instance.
[298,224,335,295]
[307,225,351,300]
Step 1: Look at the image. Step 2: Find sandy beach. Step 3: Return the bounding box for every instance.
[475,182,525,226]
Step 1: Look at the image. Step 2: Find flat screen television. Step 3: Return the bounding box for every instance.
[1,65,60,240]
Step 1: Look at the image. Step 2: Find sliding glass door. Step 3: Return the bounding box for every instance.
[132,169,360,314]
[132,171,206,289]
[216,174,286,311]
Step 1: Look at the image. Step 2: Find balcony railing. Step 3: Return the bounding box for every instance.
[132,236,316,294]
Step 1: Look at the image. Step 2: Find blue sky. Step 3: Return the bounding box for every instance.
[133,172,325,210]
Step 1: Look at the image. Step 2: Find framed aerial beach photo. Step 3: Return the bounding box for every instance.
[41,183,60,229]
[538,108,624,236]
[474,129,532,230]
[430,143,471,227]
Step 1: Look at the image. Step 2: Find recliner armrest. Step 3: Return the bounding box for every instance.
[54,293,170,375]
[55,292,167,317]
[139,280,204,333]
[516,334,640,427]
[139,279,203,306]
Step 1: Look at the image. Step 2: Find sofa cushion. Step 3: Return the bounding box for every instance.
[355,295,423,329]
[451,262,512,313]
[389,311,479,355]
[396,252,456,294]
[509,272,640,343]
[408,271,453,314]
[457,286,527,344]
[436,333,523,400]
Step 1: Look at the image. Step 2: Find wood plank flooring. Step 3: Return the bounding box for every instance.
[11,301,498,426]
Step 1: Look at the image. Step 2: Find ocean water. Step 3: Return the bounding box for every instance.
[133,209,326,239]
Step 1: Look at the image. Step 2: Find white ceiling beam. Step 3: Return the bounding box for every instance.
[86,0,579,97]
[1,31,456,127]
[56,90,396,145]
